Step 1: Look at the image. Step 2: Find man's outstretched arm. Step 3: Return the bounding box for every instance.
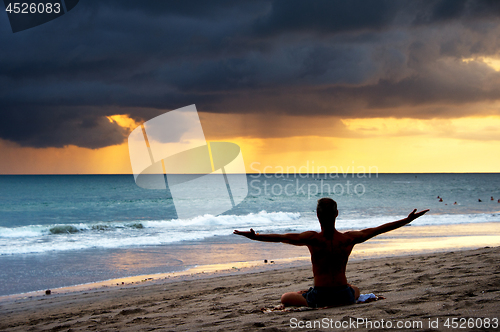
[349,209,429,244]
[233,229,316,246]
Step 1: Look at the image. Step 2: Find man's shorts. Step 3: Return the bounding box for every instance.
[302,285,356,308]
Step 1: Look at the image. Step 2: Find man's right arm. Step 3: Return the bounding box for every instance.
[233,229,316,246]
[349,209,429,244]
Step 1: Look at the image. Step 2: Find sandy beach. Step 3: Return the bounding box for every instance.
[1,246,499,331]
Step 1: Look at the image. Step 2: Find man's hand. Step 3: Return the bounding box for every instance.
[406,209,429,222]
[233,228,257,240]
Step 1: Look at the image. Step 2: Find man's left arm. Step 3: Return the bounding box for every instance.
[348,209,429,244]
[233,229,316,246]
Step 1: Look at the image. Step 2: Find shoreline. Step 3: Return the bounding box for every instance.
[0,256,311,303]
[2,220,500,302]
[1,246,499,332]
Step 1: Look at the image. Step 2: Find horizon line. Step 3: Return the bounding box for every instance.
[1,172,500,175]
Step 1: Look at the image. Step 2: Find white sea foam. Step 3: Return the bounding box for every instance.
[0,211,301,255]
[0,211,498,255]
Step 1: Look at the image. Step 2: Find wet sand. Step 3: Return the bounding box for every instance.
[1,246,499,332]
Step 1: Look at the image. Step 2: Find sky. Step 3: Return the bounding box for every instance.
[1,0,500,174]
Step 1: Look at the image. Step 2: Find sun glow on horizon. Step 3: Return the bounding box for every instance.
[1,114,500,174]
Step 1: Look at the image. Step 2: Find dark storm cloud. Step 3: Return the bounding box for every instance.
[0,104,127,148]
[1,0,500,148]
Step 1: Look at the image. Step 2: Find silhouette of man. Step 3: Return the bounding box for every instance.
[234,198,429,308]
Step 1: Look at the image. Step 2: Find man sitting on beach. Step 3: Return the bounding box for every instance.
[234,198,428,308]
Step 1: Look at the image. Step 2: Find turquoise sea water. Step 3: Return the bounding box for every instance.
[0,173,499,296]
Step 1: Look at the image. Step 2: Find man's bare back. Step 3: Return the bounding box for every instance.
[304,230,354,287]
[234,198,429,307]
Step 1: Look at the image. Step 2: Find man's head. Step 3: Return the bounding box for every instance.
[317,198,338,229]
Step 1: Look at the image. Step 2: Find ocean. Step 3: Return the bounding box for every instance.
[1,173,500,296]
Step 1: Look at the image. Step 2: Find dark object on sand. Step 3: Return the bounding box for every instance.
[264,259,268,263]
[45,289,51,295]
